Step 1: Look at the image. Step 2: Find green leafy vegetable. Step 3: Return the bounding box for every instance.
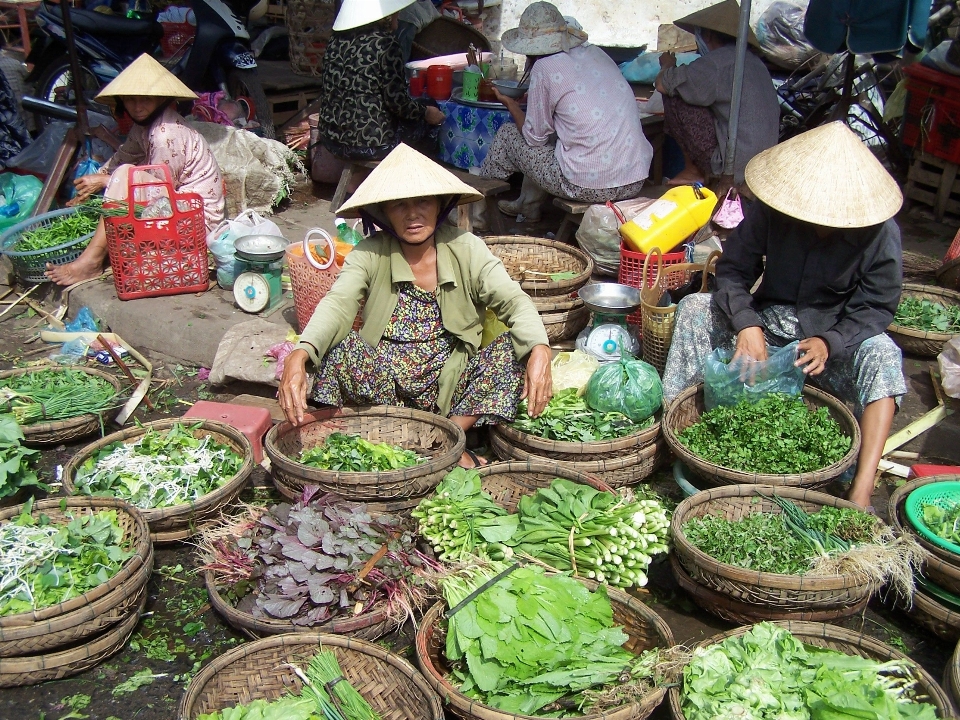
[919,501,960,547]
[11,199,129,253]
[0,414,45,499]
[111,669,164,696]
[0,369,118,426]
[299,433,425,472]
[678,394,851,474]
[197,697,320,720]
[510,388,650,442]
[894,296,960,333]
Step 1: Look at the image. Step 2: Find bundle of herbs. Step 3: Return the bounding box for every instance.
[677,393,851,474]
[894,296,960,334]
[0,499,133,616]
[72,422,243,509]
[299,432,426,471]
[199,487,441,628]
[0,414,45,500]
[0,368,118,426]
[509,388,652,442]
[680,622,938,720]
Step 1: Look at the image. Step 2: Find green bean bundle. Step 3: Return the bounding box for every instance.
[0,369,118,426]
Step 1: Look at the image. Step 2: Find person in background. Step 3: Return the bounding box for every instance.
[655,0,779,187]
[395,0,440,63]
[479,1,652,223]
[45,54,224,286]
[278,144,552,470]
[0,37,30,168]
[661,123,905,511]
[311,0,445,185]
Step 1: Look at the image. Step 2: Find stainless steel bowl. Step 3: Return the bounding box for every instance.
[234,234,288,262]
[491,79,529,99]
[578,283,642,315]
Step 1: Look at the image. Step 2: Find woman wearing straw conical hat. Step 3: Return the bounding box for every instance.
[278,144,552,469]
[662,123,906,509]
[45,54,224,286]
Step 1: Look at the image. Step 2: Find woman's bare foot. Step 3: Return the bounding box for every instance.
[458,449,490,469]
[45,255,105,286]
[666,167,706,186]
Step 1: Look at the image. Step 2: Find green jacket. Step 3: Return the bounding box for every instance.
[295,225,549,415]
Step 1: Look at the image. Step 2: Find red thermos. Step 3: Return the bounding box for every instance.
[426,65,453,101]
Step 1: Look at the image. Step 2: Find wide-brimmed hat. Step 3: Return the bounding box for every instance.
[333,0,415,32]
[674,0,760,50]
[502,2,587,56]
[745,122,902,228]
[336,144,484,228]
[95,53,196,102]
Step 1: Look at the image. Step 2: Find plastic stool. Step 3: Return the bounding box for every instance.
[183,401,273,463]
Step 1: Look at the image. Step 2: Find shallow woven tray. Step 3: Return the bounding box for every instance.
[662,384,860,489]
[265,405,465,502]
[416,579,675,720]
[0,366,123,446]
[61,419,255,543]
[179,632,444,719]
[903,585,960,643]
[490,428,664,488]
[493,412,660,460]
[0,497,151,648]
[0,593,143,687]
[671,485,877,612]
[947,641,960,715]
[484,236,594,297]
[667,621,954,720]
[888,283,960,357]
[889,475,960,596]
[540,303,591,342]
[670,554,870,624]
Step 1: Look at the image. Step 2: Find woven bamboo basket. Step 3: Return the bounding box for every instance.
[490,428,664,488]
[947,641,959,714]
[476,460,613,512]
[903,585,960,643]
[671,485,882,615]
[662,384,860,488]
[539,302,591,342]
[888,475,960,596]
[0,366,123,446]
[937,256,960,292]
[415,579,675,720]
[61,419,255,543]
[0,497,151,653]
[493,412,660,460]
[179,632,444,719]
[484,236,594,297]
[887,283,960,357]
[667,621,954,720]
[265,405,464,501]
[0,592,144,687]
[639,249,719,374]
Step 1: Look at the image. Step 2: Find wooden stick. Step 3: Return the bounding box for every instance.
[882,404,949,456]
[0,285,40,321]
[23,298,64,329]
[97,333,156,411]
[930,367,946,408]
[888,450,920,460]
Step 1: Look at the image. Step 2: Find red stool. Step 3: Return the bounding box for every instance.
[183,401,273,463]
[908,464,960,479]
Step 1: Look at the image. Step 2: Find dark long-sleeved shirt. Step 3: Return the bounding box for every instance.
[713,202,903,362]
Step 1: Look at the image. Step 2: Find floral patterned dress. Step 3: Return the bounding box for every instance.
[312,282,525,424]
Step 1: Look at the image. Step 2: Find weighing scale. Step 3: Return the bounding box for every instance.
[233,235,287,314]
[577,283,642,361]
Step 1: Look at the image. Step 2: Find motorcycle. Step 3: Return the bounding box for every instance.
[26,0,274,137]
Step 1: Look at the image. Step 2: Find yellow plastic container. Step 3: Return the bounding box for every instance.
[619,185,718,254]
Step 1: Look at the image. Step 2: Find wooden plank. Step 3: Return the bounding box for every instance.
[229,393,284,423]
[882,404,950,456]
[552,197,592,214]
[936,161,960,221]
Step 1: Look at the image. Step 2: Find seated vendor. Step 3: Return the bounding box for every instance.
[655,0,779,187]
[310,0,445,184]
[46,54,225,286]
[661,122,906,510]
[277,144,553,469]
[478,2,652,223]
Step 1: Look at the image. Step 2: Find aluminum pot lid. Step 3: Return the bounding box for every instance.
[578,283,641,315]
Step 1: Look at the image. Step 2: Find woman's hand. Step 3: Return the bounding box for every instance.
[795,337,829,376]
[425,106,445,125]
[659,51,677,70]
[522,344,553,417]
[71,173,109,204]
[277,349,311,426]
[732,326,767,363]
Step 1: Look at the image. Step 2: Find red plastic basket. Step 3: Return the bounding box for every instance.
[618,243,687,325]
[160,22,195,58]
[902,64,960,163]
[104,165,210,301]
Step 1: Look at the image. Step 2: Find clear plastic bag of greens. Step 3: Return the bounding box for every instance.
[584,354,663,422]
[552,350,600,393]
[703,341,805,410]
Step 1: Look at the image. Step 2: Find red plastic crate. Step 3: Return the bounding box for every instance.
[908,463,960,479]
[902,64,960,162]
[160,22,195,58]
[617,243,687,325]
[183,401,272,463]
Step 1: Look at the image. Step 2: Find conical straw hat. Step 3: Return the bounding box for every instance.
[336,144,484,226]
[333,0,415,31]
[674,0,760,49]
[744,122,902,228]
[95,54,197,102]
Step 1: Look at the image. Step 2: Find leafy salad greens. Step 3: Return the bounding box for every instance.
[510,388,650,442]
[299,432,425,472]
[0,414,45,499]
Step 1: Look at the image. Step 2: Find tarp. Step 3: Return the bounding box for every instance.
[804,0,932,54]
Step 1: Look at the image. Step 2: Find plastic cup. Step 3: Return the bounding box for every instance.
[462,70,482,101]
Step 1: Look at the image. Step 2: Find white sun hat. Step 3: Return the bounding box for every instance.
[501,2,588,56]
[333,0,416,32]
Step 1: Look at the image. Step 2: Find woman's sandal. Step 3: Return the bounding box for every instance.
[461,449,490,469]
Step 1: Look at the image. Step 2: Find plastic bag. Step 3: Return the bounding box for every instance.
[65,306,99,333]
[208,209,283,288]
[552,350,600,393]
[703,341,805,410]
[755,1,819,70]
[938,337,960,399]
[0,173,42,233]
[584,355,663,422]
[618,51,699,84]
[481,308,509,348]
[576,197,657,276]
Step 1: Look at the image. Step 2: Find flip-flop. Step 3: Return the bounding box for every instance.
[462,449,489,469]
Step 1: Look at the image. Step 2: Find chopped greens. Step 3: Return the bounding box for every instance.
[0,369,118,426]
[73,422,243,509]
[509,387,651,442]
[919,500,960,548]
[894,296,960,334]
[0,414,45,499]
[298,432,425,472]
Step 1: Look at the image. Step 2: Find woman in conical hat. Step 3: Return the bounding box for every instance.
[278,144,552,469]
[662,123,906,509]
[45,54,224,286]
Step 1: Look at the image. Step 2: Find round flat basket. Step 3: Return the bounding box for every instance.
[903,584,960,643]
[265,405,465,502]
[667,621,955,720]
[670,485,878,613]
[662,384,860,489]
[484,236,594,297]
[539,302,591,342]
[475,460,613,511]
[60,419,255,543]
[888,283,960,357]
[415,579,675,720]
[947,641,960,714]
[490,427,664,488]
[493,412,660,460]
[0,366,123,446]
[0,207,94,284]
[0,497,151,647]
[180,632,444,719]
[904,480,960,556]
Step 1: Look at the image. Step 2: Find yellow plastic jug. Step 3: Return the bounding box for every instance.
[619,185,718,255]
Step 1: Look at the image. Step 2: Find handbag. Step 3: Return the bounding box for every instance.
[712,188,744,229]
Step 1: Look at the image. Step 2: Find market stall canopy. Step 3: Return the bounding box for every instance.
[803,0,931,54]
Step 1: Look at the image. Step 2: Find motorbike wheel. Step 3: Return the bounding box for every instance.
[227,67,274,139]
[34,58,102,130]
